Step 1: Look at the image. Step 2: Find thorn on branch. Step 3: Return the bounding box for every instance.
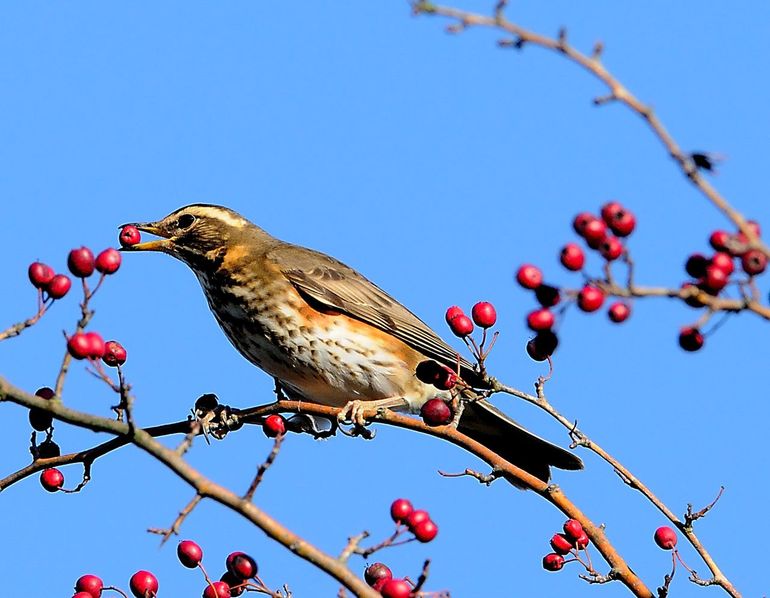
[148,493,204,545]
[438,467,501,485]
[593,93,617,106]
[557,27,568,51]
[592,40,604,60]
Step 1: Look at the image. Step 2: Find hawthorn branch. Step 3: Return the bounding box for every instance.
[411,1,769,259]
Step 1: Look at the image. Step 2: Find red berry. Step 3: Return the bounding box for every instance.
[46,274,72,299]
[581,218,607,245]
[433,366,457,391]
[678,327,704,352]
[741,249,767,275]
[709,230,731,251]
[95,248,122,275]
[577,286,605,312]
[654,526,678,550]
[220,572,244,597]
[607,302,631,323]
[534,284,560,308]
[600,201,624,224]
[420,398,452,426]
[572,212,594,236]
[448,314,474,337]
[405,509,430,531]
[608,209,636,237]
[226,552,258,580]
[412,519,438,543]
[67,333,92,360]
[444,306,464,324]
[390,498,414,524]
[549,533,573,555]
[471,301,497,328]
[685,253,709,278]
[119,225,142,247]
[563,519,584,540]
[516,264,543,290]
[599,236,623,261]
[68,247,96,278]
[574,531,590,549]
[559,243,585,271]
[710,252,735,275]
[380,578,411,598]
[75,593,96,598]
[526,308,555,331]
[263,414,286,438]
[129,570,158,598]
[102,340,127,367]
[702,264,728,292]
[542,553,565,572]
[85,332,106,359]
[364,562,393,591]
[202,580,231,598]
[526,331,559,361]
[40,468,64,492]
[75,574,104,598]
[177,540,203,568]
[28,262,55,288]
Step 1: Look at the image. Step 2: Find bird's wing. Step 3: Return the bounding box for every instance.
[267,243,479,375]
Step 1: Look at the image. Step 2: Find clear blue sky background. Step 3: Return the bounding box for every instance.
[1,2,768,597]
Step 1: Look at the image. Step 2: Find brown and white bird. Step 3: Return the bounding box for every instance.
[124,204,582,483]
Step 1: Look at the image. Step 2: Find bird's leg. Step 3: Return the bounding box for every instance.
[337,397,408,439]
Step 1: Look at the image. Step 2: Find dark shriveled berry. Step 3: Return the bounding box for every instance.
[534,284,560,307]
[526,331,559,361]
[678,327,704,352]
[364,562,393,591]
[38,439,61,459]
[685,253,709,278]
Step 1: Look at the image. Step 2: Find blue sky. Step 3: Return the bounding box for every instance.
[1,2,768,597]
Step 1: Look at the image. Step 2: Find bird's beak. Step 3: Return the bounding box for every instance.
[120,222,174,252]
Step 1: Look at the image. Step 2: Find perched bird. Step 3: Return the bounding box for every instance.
[124,204,582,484]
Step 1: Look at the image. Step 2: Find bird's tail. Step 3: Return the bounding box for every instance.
[457,399,583,488]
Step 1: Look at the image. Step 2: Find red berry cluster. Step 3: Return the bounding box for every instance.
[445,301,497,338]
[390,498,439,543]
[541,519,590,572]
[364,562,412,598]
[28,245,122,300]
[67,333,127,366]
[678,222,766,352]
[176,540,260,597]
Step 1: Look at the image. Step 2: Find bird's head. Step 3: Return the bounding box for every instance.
[122,204,263,272]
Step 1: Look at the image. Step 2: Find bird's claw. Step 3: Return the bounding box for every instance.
[337,400,375,439]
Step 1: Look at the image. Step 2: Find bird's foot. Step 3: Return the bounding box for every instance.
[337,400,375,439]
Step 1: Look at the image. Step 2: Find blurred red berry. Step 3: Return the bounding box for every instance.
[46,274,72,299]
[742,249,767,275]
[600,201,623,224]
[263,414,286,438]
[526,331,559,361]
[654,526,678,550]
[563,519,584,540]
[364,562,393,591]
[559,243,585,271]
[67,333,92,360]
[608,302,631,323]
[599,236,623,261]
[448,314,473,337]
[405,509,430,531]
[202,580,231,598]
[75,574,104,598]
[177,540,203,568]
[95,248,122,275]
[534,284,560,308]
[120,225,141,247]
[709,230,730,251]
[380,578,411,598]
[129,570,158,598]
[102,340,127,367]
[75,593,96,598]
[390,498,414,524]
[608,209,636,237]
[471,301,497,328]
[85,331,106,359]
[40,468,64,492]
[678,327,704,352]
[685,253,709,278]
[549,533,573,555]
[710,252,735,275]
[746,220,761,237]
[28,262,55,288]
[572,212,594,236]
[526,308,555,332]
[226,552,258,580]
[577,286,604,312]
[420,398,452,426]
[412,519,438,543]
[444,306,464,324]
[68,247,96,278]
[702,264,728,292]
[581,218,607,246]
[542,553,565,572]
[516,265,543,289]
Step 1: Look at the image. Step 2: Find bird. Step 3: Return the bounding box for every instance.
[123,204,582,485]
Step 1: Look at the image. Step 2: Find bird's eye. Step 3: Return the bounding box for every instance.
[177,214,196,230]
